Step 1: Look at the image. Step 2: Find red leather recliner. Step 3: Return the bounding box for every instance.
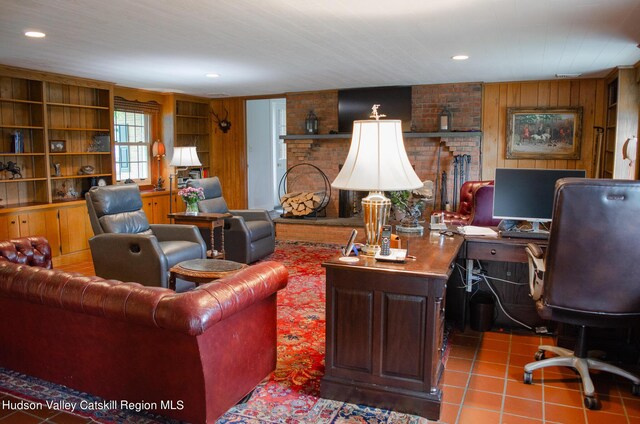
[433,180,501,227]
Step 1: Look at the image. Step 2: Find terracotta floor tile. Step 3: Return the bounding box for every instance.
[544,403,586,424]
[479,338,510,352]
[482,331,511,342]
[442,385,465,404]
[544,375,584,391]
[503,396,543,420]
[457,406,501,424]
[462,389,503,411]
[584,410,629,424]
[505,379,543,401]
[472,360,507,378]
[476,348,509,365]
[622,396,640,417]
[468,374,505,394]
[507,364,532,382]
[629,416,640,424]
[449,345,476,360]
[501,413,543,424]
[439,402,460,424]
[544,385,585,407]
[0,411,41,424]
[509,353,534,368]
[452,335,481,348]
[542,364,581,378]
[442,369,470,387]
[594,393,626,415]
[510,342,541,357]
[447,357,474,373]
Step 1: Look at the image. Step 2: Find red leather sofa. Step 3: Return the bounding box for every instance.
[0,236,288,423]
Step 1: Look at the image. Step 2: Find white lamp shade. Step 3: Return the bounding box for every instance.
[170,146,201,167]
[332,120,422,191]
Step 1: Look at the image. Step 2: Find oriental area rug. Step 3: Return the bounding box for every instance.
[0,241,433,423]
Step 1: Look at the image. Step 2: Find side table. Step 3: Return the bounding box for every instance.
[168,212,232,259]
[169,259,247,291]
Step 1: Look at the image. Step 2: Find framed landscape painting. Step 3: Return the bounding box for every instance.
[506,107,582,159]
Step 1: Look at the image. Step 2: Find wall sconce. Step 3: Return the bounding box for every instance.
[151,140,166,191]
[439,107,452,132]
[305,110,319,135]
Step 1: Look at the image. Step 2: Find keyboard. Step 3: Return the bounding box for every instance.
[500,230,549,240]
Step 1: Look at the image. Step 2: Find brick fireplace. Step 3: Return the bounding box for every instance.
[285,83,482,218]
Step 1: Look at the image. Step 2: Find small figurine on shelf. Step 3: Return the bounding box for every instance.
[5,162,22,179]
[11,131,24,154]
[52,162,62,177]
[78,165,95,175]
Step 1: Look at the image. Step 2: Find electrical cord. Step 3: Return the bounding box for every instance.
[481,274,533,331]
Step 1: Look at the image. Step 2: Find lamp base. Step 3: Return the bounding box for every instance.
[361,191,391,256]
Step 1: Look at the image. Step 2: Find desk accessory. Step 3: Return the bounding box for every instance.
[430,212,448,231]
[374,248,407,262]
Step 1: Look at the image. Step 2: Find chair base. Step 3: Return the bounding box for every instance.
[524,344,640,409]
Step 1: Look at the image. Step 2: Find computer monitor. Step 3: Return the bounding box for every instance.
[493,168,586,233]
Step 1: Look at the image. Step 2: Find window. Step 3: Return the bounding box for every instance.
[113,110,150,182]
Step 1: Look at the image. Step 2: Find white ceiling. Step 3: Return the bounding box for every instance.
[1,0,639,97]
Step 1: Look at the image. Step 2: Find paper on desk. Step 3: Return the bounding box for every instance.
[458,226,498,236]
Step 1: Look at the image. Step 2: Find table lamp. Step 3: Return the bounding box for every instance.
[332,105,422,255]
[169,146,202,213]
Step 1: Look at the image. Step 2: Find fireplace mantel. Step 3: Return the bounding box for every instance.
[280,130,482,141]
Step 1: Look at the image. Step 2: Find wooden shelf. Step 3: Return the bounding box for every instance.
[48,127,110,132]
[47,102,109,110]
[0,98,43,105]
[49,152,111,156]
[0,152,46,157]
[51,173,111,180]
[280,131,482,140]
[176,114,208,119]
[0,177,47,184]
[0,124,43,130]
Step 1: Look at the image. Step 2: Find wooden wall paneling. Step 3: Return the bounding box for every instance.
[517,82,540,169]
[481,84,500,179]
[615,68,640,179]
[210,98,247,209]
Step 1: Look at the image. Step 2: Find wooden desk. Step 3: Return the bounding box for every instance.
[321,232,464,420]
[168,212,232,259]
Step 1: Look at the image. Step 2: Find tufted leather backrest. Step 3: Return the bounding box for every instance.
[85,185,151,235]
[543,179,640,319]
[187,177,230,213]
[0,237,52,269]
[0,260,288,335]
[457,180,493,215]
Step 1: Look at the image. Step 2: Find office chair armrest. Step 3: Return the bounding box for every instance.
[229,209,272,222]
[525,243,545,301]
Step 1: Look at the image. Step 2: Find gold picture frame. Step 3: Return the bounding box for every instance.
[49,140,67,153]
[506,107,582,159]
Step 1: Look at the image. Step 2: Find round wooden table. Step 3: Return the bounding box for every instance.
[169,259,247,291]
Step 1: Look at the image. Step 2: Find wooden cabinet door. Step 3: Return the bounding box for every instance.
[0,214,22,239]
[152,195,171,224]
[59,205,92,255]
[142,198,155,222]
[20,210,61,257]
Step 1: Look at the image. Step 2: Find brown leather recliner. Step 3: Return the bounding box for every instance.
[187,177,275,264]
[432,180,500,226]
[523,178,640,409]
[85,185,206,288]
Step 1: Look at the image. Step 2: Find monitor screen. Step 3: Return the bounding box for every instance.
[493,168,586,222]
[338,86,412,133]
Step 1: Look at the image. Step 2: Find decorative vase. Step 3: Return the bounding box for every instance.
[185,200,199,215]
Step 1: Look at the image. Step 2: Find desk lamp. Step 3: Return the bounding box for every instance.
[332,105,422,255]
[168,146,202,213]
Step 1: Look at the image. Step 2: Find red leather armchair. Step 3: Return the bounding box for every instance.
[432,180,501,227]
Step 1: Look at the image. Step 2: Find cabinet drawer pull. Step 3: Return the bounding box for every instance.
[491,249,497,255]
[10,221,16,224]
[22,220,27,224]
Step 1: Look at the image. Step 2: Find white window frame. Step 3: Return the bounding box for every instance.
[113,110,152,183]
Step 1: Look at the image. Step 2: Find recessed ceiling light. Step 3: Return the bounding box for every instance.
[24,31,46,38]
[205,73,220,78]
[451,55,469,61]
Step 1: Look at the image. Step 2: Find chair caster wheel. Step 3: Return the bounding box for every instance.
[524,371,533,385]
[632,384,640,396]
[534,350,545,361]
[584,396,601,410]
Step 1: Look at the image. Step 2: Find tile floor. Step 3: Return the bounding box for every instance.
[1,261,639,423]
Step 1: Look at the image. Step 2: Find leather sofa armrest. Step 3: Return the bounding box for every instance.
[229,209,272,222]
[150,224,207,253]
[0,236,52,269]
[155,261,288,335]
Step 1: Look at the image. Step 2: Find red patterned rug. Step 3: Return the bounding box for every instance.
[0,241,431,423]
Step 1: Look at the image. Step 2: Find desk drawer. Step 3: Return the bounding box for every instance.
[466,242,529,263]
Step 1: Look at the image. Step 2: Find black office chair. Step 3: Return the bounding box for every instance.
[523,178,640,409]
